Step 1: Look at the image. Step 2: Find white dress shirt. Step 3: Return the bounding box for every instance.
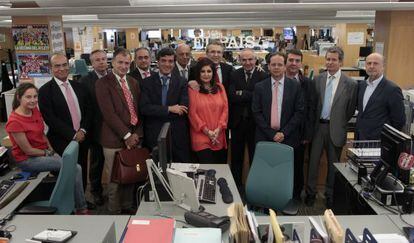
[363,75,383,111]
[326,69,341,106]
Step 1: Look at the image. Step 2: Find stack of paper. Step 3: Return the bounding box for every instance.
[173,228,221,243]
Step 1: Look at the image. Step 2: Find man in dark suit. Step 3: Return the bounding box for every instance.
[189,41,234,91]
[285,49,317,203]
[38,53,91,195]
[128,47,152,87]
[173,44,196,82]
[95,48,141,214]
[305,46,357,208]
[229,48,268,187]
[140,47,190,162]
[78,49,108,206]
[356,53,406,140]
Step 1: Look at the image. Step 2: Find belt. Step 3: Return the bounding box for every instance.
[319,119,330,124]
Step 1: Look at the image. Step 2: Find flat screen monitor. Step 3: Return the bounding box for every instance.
[359,47,373,58]
[381,123,412,184]
[157,122,172,174]
[283,28,294,40]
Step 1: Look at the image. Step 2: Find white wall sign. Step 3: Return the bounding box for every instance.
[194,36,256,49]
[347,32,364,45]
[49,21,65,52]
[375,42,384,55]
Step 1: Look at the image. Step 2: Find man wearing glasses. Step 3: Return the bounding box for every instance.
[128,47,152,87]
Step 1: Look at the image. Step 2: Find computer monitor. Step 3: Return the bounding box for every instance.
[359,47,372,58]
[157,122,172,173]
[381,124,412,184]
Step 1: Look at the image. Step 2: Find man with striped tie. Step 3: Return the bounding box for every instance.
[95,48,141,214]
[305,46,357,208]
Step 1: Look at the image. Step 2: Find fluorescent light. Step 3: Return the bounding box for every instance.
[336,10,375,18]
[63,15,98,21]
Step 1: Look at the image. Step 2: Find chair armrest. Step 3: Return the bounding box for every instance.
[18,205,57,214]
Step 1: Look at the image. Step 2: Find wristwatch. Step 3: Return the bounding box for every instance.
[44,149,55,157]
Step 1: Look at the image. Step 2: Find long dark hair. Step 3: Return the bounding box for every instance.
[12,82,38,110]
[195,58,220,94]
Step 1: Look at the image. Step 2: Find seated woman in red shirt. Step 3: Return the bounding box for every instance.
[188,58,228,163]
[5,82,88,214]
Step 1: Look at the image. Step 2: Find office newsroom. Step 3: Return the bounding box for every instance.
[1,1,414,242]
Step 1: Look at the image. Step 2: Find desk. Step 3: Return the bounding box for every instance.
[138,164,242,217]
[387,214,413,234]
[333,163,397,215]
[0,171,48,218]
[6,215,130,243]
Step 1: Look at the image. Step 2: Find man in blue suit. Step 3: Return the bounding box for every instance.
[356,52,406,140]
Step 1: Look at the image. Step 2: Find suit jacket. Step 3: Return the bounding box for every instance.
[95,72,141,148]
[313,71,357,147]
[78,71,103,143]
[189,62,234,91]
[172,60,197,82]
[139,72,190,162]
[252,77,304,148]
[356,77,406,140]
[298,73,317,141]
[38,78,91,155]
[228,67,268,128]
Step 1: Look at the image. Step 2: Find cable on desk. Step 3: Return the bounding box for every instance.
[361,190,399,214]
[392,190,414,227]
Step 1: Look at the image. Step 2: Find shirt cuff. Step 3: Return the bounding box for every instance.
[80,128,87,134]
[123,132,132,140]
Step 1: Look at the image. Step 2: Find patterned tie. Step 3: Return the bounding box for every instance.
[120,78,138,125]
[62,82,80,131]
[161,76,169,106]
[321,75,335,119]
[246,71,252,83]
[270,81,280,130]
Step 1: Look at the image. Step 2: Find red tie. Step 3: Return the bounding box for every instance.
[120,78,138,125]
[271,81,280,130]
[62,82,80,131]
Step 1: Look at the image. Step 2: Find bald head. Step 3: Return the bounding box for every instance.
[50,53,69,81]
[176,44,191,67]
[239,48,256,71]
[365,52,385,81]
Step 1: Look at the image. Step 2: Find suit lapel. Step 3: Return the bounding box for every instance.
[264,78,272,119]
[358,82,367,112]
[50,79,72,121]
[364,77,386,113]
[109,73,129,110]
[153,73,163,105]
[331,74,346,108]
[167,73,178,105]
[281,78,292,125]
[319,73,327,106]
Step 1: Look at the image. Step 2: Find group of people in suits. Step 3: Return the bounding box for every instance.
[5,40,406,215]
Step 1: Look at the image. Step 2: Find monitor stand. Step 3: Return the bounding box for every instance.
[376,174,404,192]
[372,174,405,206]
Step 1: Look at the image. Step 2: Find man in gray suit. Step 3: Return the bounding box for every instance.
[305,46,357,208]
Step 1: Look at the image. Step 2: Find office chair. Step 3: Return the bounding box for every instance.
[245,142,295,214]
[74,59,89,77]
[18,141,79,215]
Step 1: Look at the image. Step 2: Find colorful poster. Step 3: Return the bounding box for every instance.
[17,53,50,78]
[12,24,49,51]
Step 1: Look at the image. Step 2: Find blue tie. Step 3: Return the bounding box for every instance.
[321,75,335,119]
[161,76,169,106]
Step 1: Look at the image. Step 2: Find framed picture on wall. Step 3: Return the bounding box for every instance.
[17,53,50,78]
[12,24,50,51]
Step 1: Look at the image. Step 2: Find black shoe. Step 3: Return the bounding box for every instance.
[92,193,104,206]
[86,201,96,210]
[305,195,316,207]
[326,198,333,209]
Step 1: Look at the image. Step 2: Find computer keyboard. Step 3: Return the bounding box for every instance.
[197,174,216,203]
[0,180,15,201]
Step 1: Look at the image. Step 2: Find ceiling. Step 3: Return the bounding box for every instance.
[0,0,413,28]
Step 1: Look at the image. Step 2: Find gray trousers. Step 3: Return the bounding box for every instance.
[306,123,343,198]
[103,147,135,214]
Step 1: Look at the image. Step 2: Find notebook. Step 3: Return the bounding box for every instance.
[123,218,175,243]
[173,228,221,243]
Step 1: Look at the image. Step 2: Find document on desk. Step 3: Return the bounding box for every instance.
[359,234,408,243]
[170,163,199,172]
[173,228,221,243]
[123,218,175,243]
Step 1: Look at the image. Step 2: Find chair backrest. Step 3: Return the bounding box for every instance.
[74,59,89,77]
[48,141,79,214]
[245,141,294,211]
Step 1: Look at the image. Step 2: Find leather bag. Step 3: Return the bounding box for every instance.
[111,147,150,184]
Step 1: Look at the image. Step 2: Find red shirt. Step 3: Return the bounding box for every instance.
[188,83,228,151]
[5,107,48,162]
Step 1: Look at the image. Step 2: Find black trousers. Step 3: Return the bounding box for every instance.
[195,149,227,164]
[293,143,305,199]
[88,141,105,195]
[230,118,256,186]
